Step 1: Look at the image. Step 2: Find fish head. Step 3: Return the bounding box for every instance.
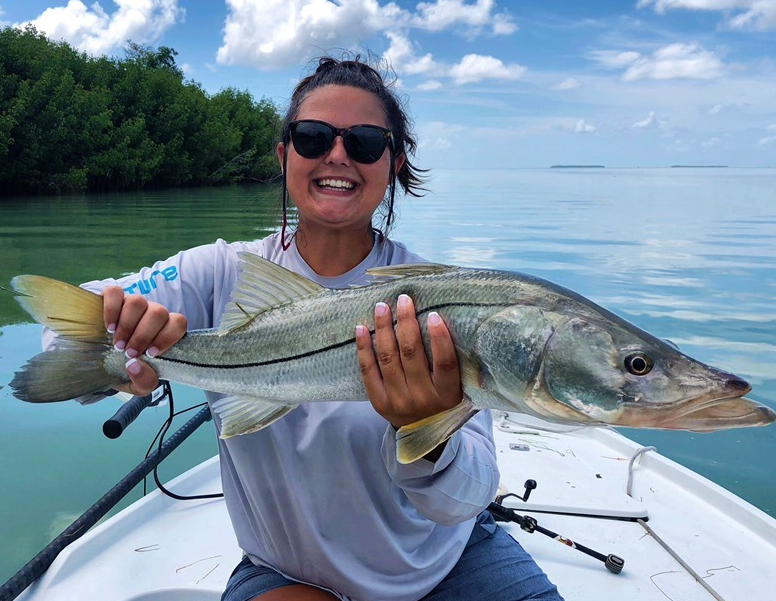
[536,316,775,431]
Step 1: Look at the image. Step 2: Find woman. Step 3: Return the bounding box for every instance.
[83,56,563,601]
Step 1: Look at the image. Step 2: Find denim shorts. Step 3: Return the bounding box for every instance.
[221,511,563,601]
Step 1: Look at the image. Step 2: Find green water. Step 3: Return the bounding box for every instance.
[1,169,775,584]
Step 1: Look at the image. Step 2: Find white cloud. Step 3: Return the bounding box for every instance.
[632,110,665,129]
[708,103,724,114]
[758,123,776,146]
[449,53,526,84]
[412,0,517,36]
[218,0,517,73]
[701,136,720,147]
[417,79,443,91]
[552,77,580,91]
[588,50,642,69]
[592,43,724,81]
[638,0,776,31]
[575,118,596,133]
[14,0,183,56]
[384,31,440,76]
[217,0,403,69]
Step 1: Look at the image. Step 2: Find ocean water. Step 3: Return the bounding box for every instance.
[1,168,775,584]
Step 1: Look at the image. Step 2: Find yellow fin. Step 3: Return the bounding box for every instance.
[396,397,479,464]
[11,275,109,343]
[218,253,324,335]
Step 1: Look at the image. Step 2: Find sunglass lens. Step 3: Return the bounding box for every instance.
[292,122,333,158]
[345,127,388,164]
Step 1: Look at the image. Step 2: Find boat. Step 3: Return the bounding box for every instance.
[2,385,775,601]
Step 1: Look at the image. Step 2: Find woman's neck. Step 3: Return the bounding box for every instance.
[294,224,377,277]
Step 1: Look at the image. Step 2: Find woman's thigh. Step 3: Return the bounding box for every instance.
[221,556,338,601]
[421,512,564,601]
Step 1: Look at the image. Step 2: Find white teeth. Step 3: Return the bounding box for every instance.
[316,178,355,190]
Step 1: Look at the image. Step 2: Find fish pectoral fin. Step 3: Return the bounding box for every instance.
[218,253,325,335]
[365,263,456,283]
[212,395,298,438]
[396,397,479,464]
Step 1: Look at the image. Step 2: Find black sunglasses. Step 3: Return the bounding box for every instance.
[288,120,393,164]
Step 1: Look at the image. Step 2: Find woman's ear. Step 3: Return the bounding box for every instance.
[277,142,286,173]
[394,152,406,176]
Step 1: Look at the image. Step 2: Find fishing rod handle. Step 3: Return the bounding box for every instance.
[102,383,168,439]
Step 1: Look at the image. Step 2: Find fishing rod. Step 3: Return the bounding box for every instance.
[0,386,212,601]
[489,480,625,575]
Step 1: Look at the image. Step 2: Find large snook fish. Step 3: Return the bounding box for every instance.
[9,253,775,463]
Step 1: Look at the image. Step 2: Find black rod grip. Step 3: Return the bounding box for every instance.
[103,390,158,439]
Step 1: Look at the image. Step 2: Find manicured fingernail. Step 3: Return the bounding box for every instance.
[428,312,441,326]
[146,346,159,358]
[375,302,389,317]
[125,348,139,359]
[125,358,141,376]
[107,323,116,334]
[114,340,126,351]
[397,294,410,308]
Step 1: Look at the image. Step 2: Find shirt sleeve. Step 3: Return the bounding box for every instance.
[380,410,499,526]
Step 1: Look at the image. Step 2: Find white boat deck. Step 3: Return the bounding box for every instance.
[16,413,776,601]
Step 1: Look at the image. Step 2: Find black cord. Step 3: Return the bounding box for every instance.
[143,382,224,501]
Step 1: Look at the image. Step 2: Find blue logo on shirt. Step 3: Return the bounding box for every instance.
[123,266,178,295]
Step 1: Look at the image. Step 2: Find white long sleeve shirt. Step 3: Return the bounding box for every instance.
[60,233,500,601]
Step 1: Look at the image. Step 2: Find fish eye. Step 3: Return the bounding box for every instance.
[624,352,653,376]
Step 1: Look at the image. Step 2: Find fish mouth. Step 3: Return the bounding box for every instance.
[617,379,776,431]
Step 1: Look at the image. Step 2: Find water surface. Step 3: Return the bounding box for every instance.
[1,168,774,583]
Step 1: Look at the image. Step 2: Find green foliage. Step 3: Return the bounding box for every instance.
[0,27,282,195]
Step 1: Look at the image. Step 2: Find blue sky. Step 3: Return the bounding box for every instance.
[1,0,775,168]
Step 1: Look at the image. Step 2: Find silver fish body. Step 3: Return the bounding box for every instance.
[10,254,775,463]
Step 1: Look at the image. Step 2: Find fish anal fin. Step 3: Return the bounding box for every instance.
[212,394,298,438]
[396,397,479,464]
[218,253,325,335]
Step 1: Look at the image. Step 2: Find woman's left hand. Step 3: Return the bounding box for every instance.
[356,294,463,429]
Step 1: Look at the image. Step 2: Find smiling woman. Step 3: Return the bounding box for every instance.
[18,54,564,601]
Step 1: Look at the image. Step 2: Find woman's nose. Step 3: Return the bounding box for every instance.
[325,135,350,164]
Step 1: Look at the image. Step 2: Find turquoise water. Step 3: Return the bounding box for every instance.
[1,169,775,584]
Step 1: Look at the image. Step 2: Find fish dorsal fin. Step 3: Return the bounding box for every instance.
[366,263,455,283]
[219,253,324,335]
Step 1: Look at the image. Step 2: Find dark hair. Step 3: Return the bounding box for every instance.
[279,53,427,247]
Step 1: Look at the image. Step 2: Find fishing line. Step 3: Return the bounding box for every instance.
[143,383,224,501]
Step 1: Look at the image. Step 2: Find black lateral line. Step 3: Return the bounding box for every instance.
[158,301,510,370]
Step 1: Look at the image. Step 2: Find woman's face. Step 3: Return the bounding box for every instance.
[278,85,404,235]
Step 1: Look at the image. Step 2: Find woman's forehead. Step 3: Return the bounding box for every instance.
[297,85,388,125]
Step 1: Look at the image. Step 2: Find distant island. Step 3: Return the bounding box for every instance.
[670,165,728,168]
[550,165,605,168]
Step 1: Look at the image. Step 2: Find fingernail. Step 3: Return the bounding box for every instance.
[355,325,367,338]
[125,358,142,376]
[107,323,116,334]
[114,340,126,351]
[146,346,159,358]
[125,348,139,359]
[375,302,389,317]
[397,294,410,308]
[428,312,441,326]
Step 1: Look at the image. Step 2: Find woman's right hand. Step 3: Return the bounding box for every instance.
[102,286,188,396]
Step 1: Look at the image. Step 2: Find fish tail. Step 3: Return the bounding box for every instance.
[11,275,110,343]
[10,274,120,402]
[11,346,122,403]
